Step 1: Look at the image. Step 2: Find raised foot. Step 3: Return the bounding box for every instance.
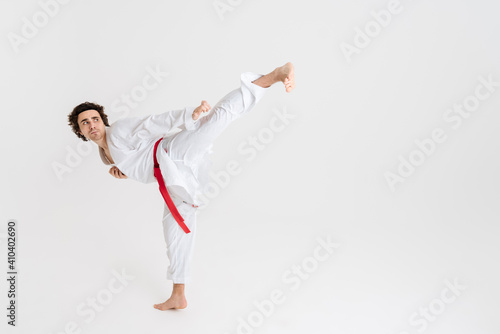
[153,296,188,311]
[275,62,295,93]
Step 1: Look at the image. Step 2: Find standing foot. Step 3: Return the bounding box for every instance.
[153,295,188,310]
[153,283,187,310]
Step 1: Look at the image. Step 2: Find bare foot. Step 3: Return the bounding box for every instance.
[275,62,295,93]
[153,295,187,310]
[251,62,296,92]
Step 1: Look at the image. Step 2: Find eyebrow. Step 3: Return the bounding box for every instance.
[80,116,100,124]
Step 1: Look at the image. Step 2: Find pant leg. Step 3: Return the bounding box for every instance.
[161,197,197,283]
[166,72,269,166]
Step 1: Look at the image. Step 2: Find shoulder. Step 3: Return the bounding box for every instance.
[111,116,142,129]
[108,117,143,137]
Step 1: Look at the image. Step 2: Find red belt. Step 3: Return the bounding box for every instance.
[153,138,191,234]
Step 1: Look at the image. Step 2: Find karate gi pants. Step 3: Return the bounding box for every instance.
[161,72,268,283]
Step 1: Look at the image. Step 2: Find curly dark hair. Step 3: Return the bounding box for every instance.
[68,102,110,141]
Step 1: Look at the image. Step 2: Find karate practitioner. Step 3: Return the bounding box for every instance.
[67,62,295,310]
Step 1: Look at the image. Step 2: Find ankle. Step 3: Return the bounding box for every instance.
[172,285,185,296]
[171,293,185,299]
[271,67,281,82]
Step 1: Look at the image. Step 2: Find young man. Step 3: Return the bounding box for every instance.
[67,62,295,310]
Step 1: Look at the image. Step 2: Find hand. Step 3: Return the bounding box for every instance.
[109,166,127,179]
[192,100,211,121]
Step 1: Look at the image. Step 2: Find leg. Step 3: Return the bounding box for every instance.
[167,72,268,165]
[166,62,295,166]
[154,199,197,310]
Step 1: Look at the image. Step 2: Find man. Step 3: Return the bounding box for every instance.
[67,62,295,310]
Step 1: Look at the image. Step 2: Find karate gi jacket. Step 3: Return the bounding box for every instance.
[98,106,209,206]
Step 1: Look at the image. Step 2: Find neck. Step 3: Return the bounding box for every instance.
[94,129,109,152]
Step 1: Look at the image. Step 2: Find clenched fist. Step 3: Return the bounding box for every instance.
[192,100,211,121]
[109,166,127,179]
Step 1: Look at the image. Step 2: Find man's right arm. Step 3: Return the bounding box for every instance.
[109,166,127,179]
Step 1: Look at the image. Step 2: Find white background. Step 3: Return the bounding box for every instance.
[1,0,499,333]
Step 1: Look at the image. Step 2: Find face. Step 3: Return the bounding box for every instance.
[77,109,106,142]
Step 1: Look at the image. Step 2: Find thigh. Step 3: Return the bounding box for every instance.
[168,88,245,164]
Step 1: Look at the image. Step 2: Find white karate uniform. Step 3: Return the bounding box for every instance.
[99,72,267,283]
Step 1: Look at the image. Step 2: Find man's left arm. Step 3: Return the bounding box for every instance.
[142,101,211,133]
[190,100,211,122]
[142,107,196,134]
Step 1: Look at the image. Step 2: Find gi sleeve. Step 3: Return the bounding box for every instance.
[141,106,197,134]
